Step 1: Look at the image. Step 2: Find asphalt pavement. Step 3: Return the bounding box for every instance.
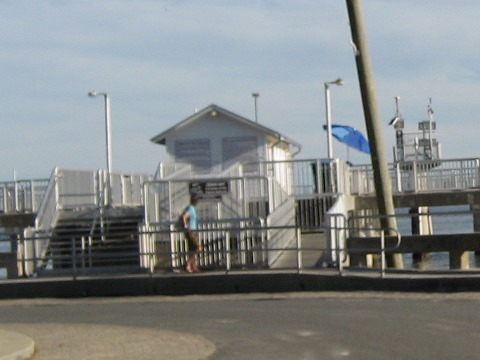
[2,291,480,360]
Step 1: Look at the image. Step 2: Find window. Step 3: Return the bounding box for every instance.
[175,139,211,174]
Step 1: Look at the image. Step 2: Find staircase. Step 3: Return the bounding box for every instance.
[38,206,145,275]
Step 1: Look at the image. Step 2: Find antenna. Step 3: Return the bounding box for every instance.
[389,96,404,128]
[395,96,400,115]
[427,98,434,159]
[390,96,404,162]
[428,97,434,119]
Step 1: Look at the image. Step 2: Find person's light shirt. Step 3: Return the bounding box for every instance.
[185,205,198,230]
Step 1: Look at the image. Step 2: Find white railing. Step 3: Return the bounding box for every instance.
[350,158,480,195]
[394,158,480,192]
[110,172,152,206]
[139,218,266,271]
[218,162,243,178]
[26,169,148,272]
[245,158,350,198]
[144,176,270,225]
[32,168,150,263]
[0,178,49,214]
[153,162,192,180]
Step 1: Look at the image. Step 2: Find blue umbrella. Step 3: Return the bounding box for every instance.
[322,124,370,155]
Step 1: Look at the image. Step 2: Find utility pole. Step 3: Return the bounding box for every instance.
[345,0,403,268]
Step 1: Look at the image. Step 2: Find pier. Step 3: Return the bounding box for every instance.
[0,104,478,289]
[1,156,480,284]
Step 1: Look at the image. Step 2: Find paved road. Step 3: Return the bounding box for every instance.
[1,292,480,359]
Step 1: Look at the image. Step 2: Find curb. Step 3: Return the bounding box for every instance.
[0,329,34,360]
[3,271,480,300]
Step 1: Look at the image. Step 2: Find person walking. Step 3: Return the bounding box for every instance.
[181,194,202,273]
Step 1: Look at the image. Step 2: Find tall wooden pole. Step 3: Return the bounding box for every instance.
[345,0,403,268]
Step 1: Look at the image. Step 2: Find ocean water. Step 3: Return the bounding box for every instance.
[0,231,12,279]
[0,231,12,252]
[396,205,478,270]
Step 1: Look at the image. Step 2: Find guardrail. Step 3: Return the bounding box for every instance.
[0,178,49,214]
[2,215,480,281]
[10,221,308,279]
[139,218,267,272]
[350,158,480,195]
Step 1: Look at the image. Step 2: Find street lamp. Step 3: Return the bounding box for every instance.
[324,78,344,159]
[88,90,112,207]
[252,92,259,123]
[88,90,113,175]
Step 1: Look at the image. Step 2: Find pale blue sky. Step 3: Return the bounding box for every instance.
[1,1,479,180]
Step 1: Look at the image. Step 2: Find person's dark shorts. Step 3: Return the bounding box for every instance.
[185,230,201,252]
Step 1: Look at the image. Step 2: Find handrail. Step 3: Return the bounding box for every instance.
[379,228,402,278]
[35,168,59,232]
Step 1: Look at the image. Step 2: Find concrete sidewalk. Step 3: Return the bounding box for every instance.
[0,323,215,360]
[0,329,34,360]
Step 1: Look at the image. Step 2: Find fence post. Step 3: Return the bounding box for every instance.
[225,232,231,274]
[296,227,302,273]
[476,159,480,187]
[71,237,77,280]
[81,236,86,271]
[336,216,344,276]
[413,160,418,192]
[395,162,401,193]
[380,230,386,278]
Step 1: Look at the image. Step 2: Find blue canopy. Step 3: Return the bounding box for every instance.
[322,124,370,155]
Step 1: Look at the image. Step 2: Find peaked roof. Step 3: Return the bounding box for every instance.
[150,104,301,151]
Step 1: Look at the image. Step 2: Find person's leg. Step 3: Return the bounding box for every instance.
[186,232,200,272]
[186,253,195,272]
[191,232,201,272]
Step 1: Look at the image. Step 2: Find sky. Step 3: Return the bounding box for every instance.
[1,0,479,181]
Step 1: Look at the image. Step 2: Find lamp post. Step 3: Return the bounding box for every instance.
[252,92,259,123]
[324,78,344,159]
[88,90,112,175]
[88,90,112,206]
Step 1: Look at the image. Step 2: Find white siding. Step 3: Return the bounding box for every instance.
[164,112,292,175]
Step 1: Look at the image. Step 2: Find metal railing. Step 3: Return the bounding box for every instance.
[35,168,151,231]
[350,158,480,195]
[12,218,273,278]
[0,178,49,214]
[245,158,350,198]
[143,175,287,226]
[2,207,480,281]
[3,157,479,218]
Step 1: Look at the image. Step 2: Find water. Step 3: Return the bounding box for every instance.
[396,205,478,270]
[0,228,14,279]
[0,230,10,252]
